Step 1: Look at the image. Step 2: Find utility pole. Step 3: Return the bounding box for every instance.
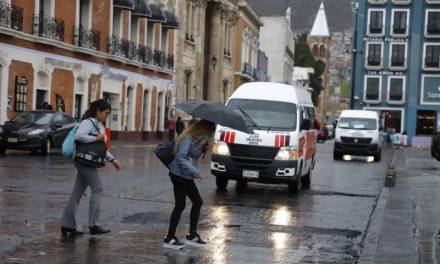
[349,1,359,109]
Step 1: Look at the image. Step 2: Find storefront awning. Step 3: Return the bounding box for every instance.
[149,4,165,22]
[163,10,179,29]
[113,0,135,11]
[133,0,151,17]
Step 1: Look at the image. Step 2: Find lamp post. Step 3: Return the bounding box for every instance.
[211,55,218,70]
[349,1,359,109]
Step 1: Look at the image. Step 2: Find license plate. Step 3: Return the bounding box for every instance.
[243,170,259,179]
[7,138,18,143]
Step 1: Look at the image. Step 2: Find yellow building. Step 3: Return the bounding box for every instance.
[233,0,263,94]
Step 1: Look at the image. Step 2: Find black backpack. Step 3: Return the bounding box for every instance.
[153,142,175,168]
[431,135,440,161]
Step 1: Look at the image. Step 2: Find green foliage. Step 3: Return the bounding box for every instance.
[294,33,327,106]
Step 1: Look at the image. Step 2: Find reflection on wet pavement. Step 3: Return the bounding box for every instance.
[0,142,391,263]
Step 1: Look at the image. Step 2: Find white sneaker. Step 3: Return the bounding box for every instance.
[184,233,207,247]
[163,237,185,249]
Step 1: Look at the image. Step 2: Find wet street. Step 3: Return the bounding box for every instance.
[0,141,391,263]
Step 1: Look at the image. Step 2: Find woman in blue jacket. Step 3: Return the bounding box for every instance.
[163,119,215,249]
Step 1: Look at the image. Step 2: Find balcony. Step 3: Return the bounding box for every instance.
[107,35,130,57]
[74,26,100,50]
[242,63,253,77]
[33,14,64,41]
[253,68,260,81]
[108,35,174,70]
[0,1,23,31]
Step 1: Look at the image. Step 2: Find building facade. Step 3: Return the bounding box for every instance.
[232,0,262,95]
[352,0,440,144]
[0,0,178,140]
[175,0,239,110]
[259,7,294,84]
[308,3,331,123]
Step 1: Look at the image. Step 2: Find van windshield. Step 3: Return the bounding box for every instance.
[338,117,377,130]
[227,99,297,130]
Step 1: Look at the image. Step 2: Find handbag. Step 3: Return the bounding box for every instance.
[62,124,79,157]
[153,142,175,168]
[74,119,107,168]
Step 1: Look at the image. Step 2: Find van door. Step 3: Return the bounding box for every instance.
[299,106,317,176]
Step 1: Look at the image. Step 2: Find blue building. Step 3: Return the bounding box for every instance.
[352,0,440,145]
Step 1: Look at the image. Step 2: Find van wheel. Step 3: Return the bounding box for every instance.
[333,151,342,160]
[374,151,382,162]
[235,179,248,192]
[288,165,302,195]
[302,168,312,189]
[216,177,228,191]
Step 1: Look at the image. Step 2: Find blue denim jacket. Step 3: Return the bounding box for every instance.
[169,135,203,180]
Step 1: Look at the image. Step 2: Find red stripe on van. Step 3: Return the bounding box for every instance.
[230,132,236,144]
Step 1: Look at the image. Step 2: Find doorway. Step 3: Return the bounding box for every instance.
[125,86,134,131]
[36,89,48,109]
[417,110,436,135]
[103,92,120,131]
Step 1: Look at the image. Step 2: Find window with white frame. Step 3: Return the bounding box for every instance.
[364,76,381,102]
[392,10,409,35]
[390,43,407,68]
[424,43,440,69]
[426,10,440,36]
[427,0,440,5]
[388,76,405,103]
[366,42,383,68]
[368,9,385,35]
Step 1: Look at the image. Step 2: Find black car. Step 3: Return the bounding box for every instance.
[0,111,77,154]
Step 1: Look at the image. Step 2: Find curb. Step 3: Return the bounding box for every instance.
[358,148,399,264]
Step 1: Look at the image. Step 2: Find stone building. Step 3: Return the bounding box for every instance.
[232,0,263,95]
[259,7,295,84]
[175,0,239,110]
[0,0,178,140]
[308,2,330,123]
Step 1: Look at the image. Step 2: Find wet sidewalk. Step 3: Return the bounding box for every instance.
[361,147,440,264]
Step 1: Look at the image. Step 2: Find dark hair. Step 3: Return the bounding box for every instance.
[81,99,111,120]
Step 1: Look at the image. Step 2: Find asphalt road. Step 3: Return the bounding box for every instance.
[0,140,391,263]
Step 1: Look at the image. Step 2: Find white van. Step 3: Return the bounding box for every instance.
[210,82,317,194]
[334,110,382,161]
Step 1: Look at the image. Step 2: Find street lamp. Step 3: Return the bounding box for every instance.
[211,55,218,70]
[349,1,359,110]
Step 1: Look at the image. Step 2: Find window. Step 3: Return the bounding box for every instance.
[426,10,440,36]
[388,77,405,103]
[364,76,381,103]
[366,43,383,68]
[392,0,411,4]
[131,16,139,43]
[417,110,436,135]
[146,22,154,47]
[368,10,385,35]
[161,27,168,51]
[112,8,122,37]
[390,43,406,68]
[392,10,408,35]
[424,44,440,69]
[14,76,28,112]
[79,0,92,29]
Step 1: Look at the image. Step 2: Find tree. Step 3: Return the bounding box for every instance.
[294,33,326,106]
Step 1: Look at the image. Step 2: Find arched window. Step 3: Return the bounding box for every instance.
[320,45,326,57]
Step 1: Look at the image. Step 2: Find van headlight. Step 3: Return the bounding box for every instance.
[212,141,230,156]
[28,128,45,136]
[275,147,298,160]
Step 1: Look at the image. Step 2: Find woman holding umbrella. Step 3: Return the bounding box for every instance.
[163,119,215,249]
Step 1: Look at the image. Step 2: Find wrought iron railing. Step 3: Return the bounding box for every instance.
[107,35,129,57]
[0,1,23,31]
[74,26,100,50]
[33,13,64,41]
[242,63,253,76]
[108,35,174,70]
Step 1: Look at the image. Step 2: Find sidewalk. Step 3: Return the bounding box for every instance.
[361,147,440,263]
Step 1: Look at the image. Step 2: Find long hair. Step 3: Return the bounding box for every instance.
[173,120,215,153]
[81,99,111,121]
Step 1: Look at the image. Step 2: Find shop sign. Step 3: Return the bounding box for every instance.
[100,65,128,81]
[422,75,440,104]
[45,58,82,71]
[366,70,405,76]
[363,37,407,42]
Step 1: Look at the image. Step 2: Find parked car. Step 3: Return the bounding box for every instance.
[325,124,335,139]
[317,126,329,142]
[0,111,77,154]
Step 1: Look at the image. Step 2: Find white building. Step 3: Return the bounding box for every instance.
[259,7,295,84]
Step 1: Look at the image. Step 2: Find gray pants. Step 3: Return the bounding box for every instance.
[61,162,103,228]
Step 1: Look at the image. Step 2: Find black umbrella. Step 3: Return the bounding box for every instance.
[176,100,254,134]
